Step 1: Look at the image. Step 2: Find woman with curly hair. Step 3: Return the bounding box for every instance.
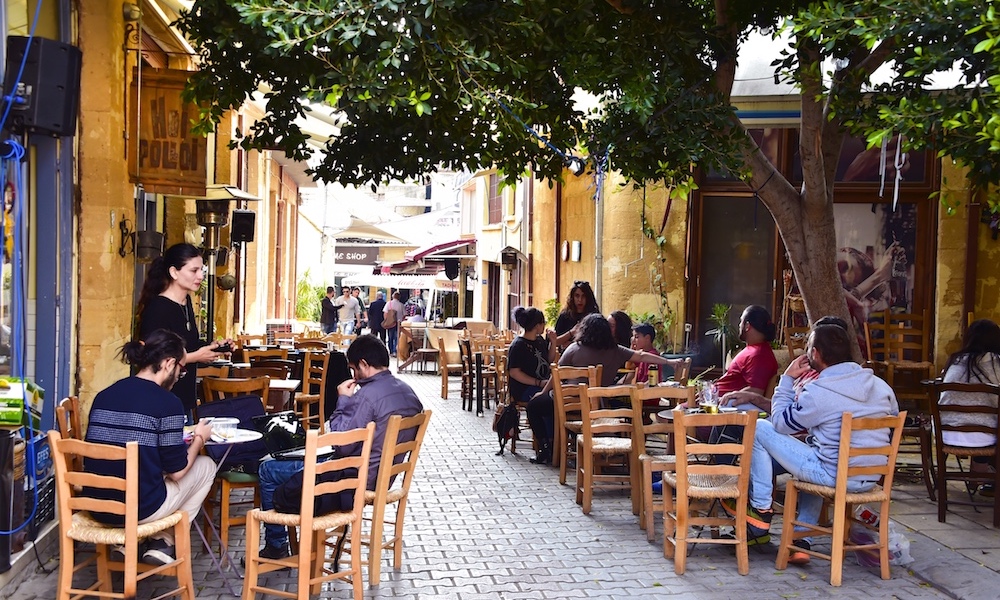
[525,313,686,464]
[554,280,601,347]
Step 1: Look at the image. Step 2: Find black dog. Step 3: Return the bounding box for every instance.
[492,402,520,456]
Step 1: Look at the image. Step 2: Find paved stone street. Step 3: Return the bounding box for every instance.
[6,369,1000,599]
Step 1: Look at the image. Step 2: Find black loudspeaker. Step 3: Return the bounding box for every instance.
[3,36,82,137]
[444,258,460,280]
[231,210,256,243]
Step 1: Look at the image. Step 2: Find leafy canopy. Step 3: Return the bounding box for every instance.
[177,0,1000,199]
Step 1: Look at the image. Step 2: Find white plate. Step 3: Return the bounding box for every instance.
[718,406,738,413]
[210,429,263,444]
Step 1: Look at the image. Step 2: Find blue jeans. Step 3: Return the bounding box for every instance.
[750,419,875,539]
[387,327,398,354]
[258,458,304,549]
[341,321,356,335]
[322,322,336,334]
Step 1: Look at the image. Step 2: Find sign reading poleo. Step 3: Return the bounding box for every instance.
[335,246,377,265]
[128,68,207,196]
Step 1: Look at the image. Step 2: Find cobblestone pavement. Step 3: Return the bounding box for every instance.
[6,369,1000,599]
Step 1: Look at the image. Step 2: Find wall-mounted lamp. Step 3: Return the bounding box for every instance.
[123,2,142,21]
[119,216,164,263]
[565,155,588,177]
[465,266,478,281]
[500,247,520,272]
[571,240,582,262]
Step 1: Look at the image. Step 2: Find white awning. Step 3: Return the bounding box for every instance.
[341,273,458,292]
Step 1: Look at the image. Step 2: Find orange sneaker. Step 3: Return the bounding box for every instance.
[788,540,811,565]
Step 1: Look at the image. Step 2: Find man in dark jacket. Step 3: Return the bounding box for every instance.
[368,290,387,343]
[320,286,337,334]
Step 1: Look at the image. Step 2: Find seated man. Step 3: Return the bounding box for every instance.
[724,324,898,562]
[255,335,424,560]
[85,329,217,566]
[629,323,659,385]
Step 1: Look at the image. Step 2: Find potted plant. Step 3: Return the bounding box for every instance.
[705,303,740,367]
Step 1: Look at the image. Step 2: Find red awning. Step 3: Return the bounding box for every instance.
[378,238,476,274]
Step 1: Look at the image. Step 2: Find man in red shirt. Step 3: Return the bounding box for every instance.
[715,305,779,402]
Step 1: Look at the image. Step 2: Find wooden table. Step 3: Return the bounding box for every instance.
[268,378,301,412]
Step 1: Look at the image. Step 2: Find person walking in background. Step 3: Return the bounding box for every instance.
[554,281,601,347]
[135,243,232,416]
[352,287,368,330]
[383,291,405,356]
[85,329,217,566]
[334,286,361,334]
[368,290,387,344]
[320,286,337,334]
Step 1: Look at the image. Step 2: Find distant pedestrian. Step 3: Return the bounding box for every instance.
[368,290,387,344]
[334,286,361,334]
[320,286,337,334]
[383,291,405,356]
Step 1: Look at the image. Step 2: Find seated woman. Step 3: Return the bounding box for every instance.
[507,306,558,405]
[939,319,1000,495]
[525,313,686,465]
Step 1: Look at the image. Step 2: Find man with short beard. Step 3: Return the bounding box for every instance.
[84,328,217,566]
[723,324,898,563]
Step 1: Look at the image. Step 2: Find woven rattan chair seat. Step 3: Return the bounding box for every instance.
[662,473,739,499]
[577,436,632,454]
[941,444,996,458]
[793,480,888,504]
[567,418,621,433]
[68,511,183,545]
[639,453,676,465]
[250,507,354,531]
[364,488,406,505]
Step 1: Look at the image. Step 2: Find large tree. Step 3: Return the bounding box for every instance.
[176,1,1000,337]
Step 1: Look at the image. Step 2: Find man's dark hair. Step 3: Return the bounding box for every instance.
[346,334,390,369]
[813,315,848,330]
[119,329,185,373]
[810,324,853,366]
[326,286,335,294]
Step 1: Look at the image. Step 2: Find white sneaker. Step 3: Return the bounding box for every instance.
[142,538,176,566]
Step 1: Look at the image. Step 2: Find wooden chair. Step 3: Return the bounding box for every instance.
[438,336,464,399]
[245,348,289,362]
[249,358,301,381]
[631,385,695,541]
[361,411,432,587]
[784,325,811,357]
[243,423,375,600]
[55,395,84,472]
[198,364,230,379]
[776,411,907,586]
[576,385,639,516]
[864,313,935,500]
[49,431,195,600]
[928,381,1000,526]
[671,358,692,385]
[552,365,602,482]
[230,366,291,381]
[295,339,330,351]
[201,376,272,407]
[238,333,267,347]
[295,351,330,430]
[458,339,476,412]
[663,410,756,575]
[198,376,271,561]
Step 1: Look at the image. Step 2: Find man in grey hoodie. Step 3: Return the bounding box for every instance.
[724,324,898,559]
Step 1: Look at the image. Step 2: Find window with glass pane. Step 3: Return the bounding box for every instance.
[487,174,502,224]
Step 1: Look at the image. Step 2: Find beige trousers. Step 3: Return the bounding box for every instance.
[140,455,216,545]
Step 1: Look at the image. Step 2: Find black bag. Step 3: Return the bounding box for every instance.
[492,402,520,456]
[197,394,268,473]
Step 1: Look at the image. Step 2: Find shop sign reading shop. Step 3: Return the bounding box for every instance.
[335,246,377,265]
[127,69,208,196]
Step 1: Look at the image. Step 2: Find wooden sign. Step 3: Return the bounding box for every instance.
[127,68,207,196]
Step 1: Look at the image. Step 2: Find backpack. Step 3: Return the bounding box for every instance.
[381,308,397,329]
[491,402,520,456]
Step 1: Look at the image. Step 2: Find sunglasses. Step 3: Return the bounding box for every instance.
[573,280,590,287]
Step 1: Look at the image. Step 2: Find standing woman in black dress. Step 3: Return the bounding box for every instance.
[136,243,231,415]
